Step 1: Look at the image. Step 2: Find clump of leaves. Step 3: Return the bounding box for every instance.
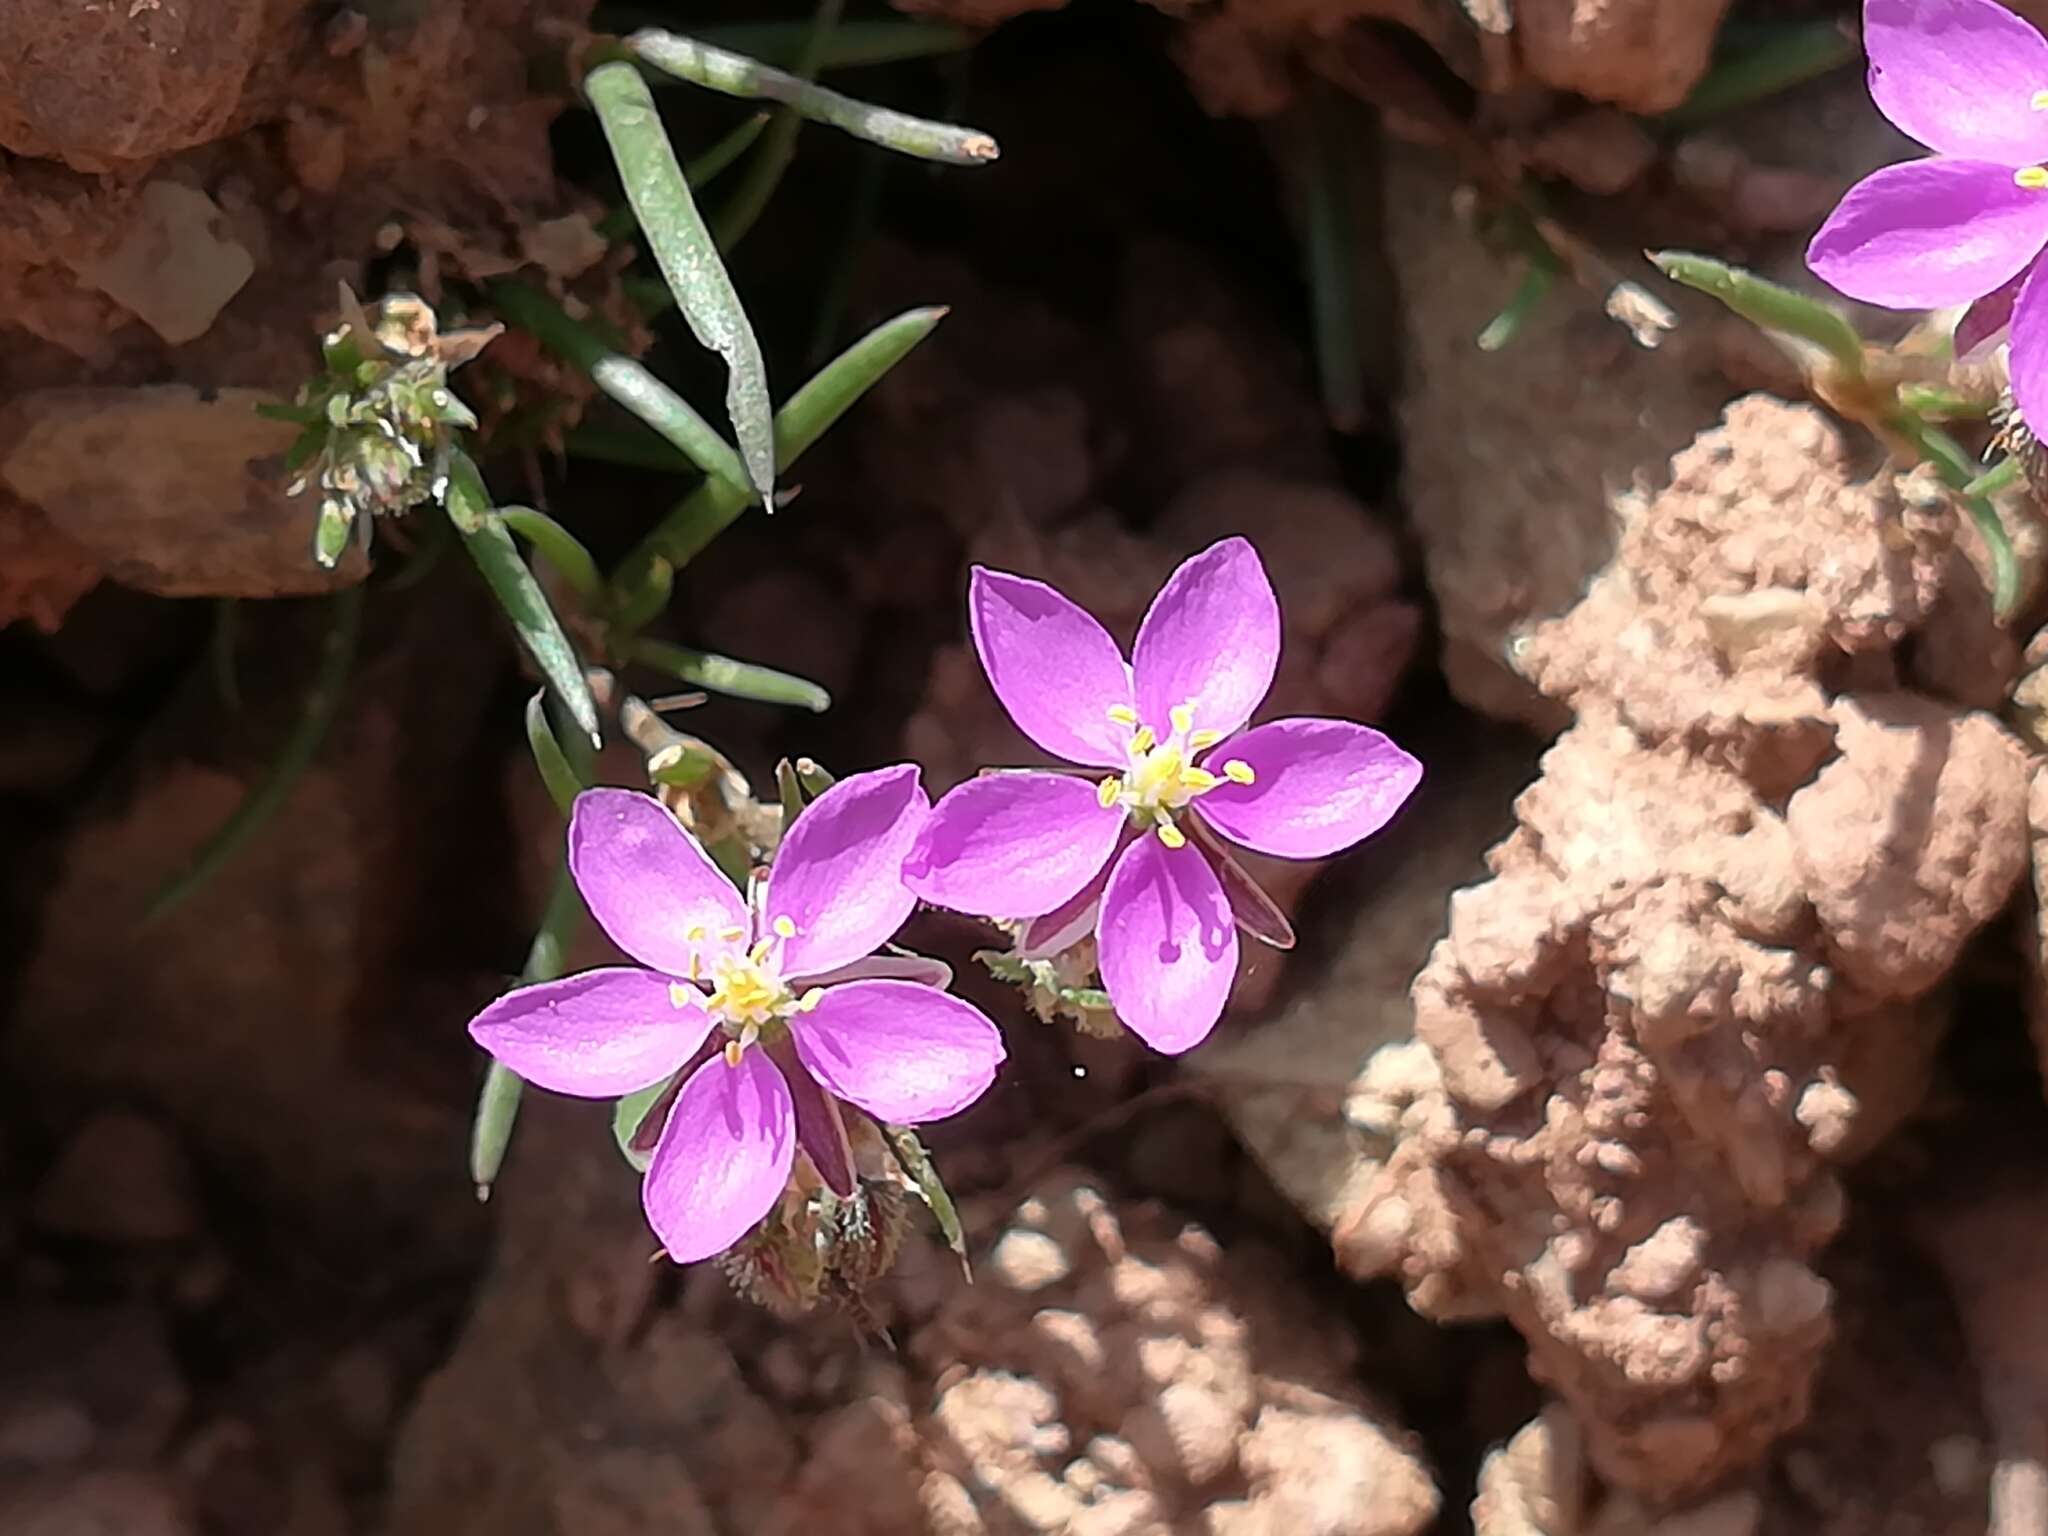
[266,287,503,567]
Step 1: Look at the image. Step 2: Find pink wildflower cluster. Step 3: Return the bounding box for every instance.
[466,537,1422,1263]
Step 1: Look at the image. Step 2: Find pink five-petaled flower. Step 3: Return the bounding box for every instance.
[467,765,1006,1264]
[902,536,1422,1055]
[1807,0,2048,425]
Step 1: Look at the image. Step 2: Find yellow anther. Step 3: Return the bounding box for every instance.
[1180,767,1220,792]
[1097,776,1122,808]
[1130,726,1156,754]
[2033,88,2048,110]
[798,988,825,1012]
[1169,703,1195,736]
[669,982,696,1009]
[1157,821,1187,850]
[685,924,706,942]
[1222,758,1256,785]
[1107,704,1139,726]
[749,938,774,965]
[688,955,702,981]
[772,915,797,938]
[719,925,746,943]
[723,1039,744,1067]
[2018,165,2048,189]
[1189,728,1224,749]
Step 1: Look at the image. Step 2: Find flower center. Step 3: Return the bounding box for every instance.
[1098,702,1255,848]
[680,917,821,1064]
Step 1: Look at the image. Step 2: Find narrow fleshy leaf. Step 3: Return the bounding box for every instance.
[1650,251,1865,375]
[1132,537,1281,740]
[1097,834,1238,1055]
[629,29,1000,165]
[642,1050,795,1263]
[525,692,584,817]
[585,59,775,501]
[903,770,1125,919]
[884,1124,969,1276]
[497,506,605,604]
[568,788,750,976]
[447,452,602,747]
[765,764,930,977]
[792,979,1005,1124]
[632,638,830,711]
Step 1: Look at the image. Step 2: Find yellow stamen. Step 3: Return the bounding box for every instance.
[688,955,702,981]
[2033,89,2048,110]
[772,915,796,938]
[798,988,825,1012]
[1189,728,1223,749]
[669,982,696,1009]
[1180,767,1220,792]
[750,938,774,965]
[685,924,706,942]
[1130,726,1156,754]
[1097,775,1121,808]
[2018,165,2048,189]
[1222,758,1256,785]
[1106,704,1139,726]
[723,1039,744,1067]
[719,925,746,943]
[1169,703,1195,736]
[1157,822,1187,850]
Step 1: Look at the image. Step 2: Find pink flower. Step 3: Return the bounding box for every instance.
[903,537,1421,1055]
[468,766,1006,1263]
[1807,0,2048,421]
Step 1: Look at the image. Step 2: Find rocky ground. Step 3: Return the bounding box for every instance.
[7,2,2048,1535]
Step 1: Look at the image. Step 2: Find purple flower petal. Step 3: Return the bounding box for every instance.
[1958,267,2028,359]
[792,979,1006,1124]
[2009,254,2048,434]
[468,967,713,1097]
[642,1048,795,1263]
[765,764,930,979]
[764,1036,856,1197]
[1808,158,2048,309]
[569,789,749,977]
[1194,718,1422,859]
[902,771,1125,919]
[793,952,954,989]
[1865,0,2048,163]
[1185,817,1296,950]
[1132,537,1280,740]
[969,567,1136,769]
[1096,834,1238,1055]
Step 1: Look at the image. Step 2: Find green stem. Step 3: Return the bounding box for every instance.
[1897,417,2020,620]
[145,585,364,923]
[629,29,999,165]
[1302,87,1364,433]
